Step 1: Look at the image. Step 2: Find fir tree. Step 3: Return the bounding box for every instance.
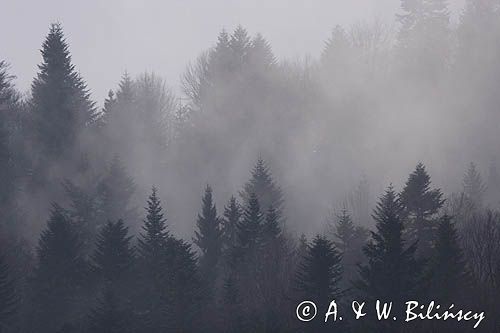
[240,158,284,214]
[400,163,444,256]
[193,185,222,275]
[295,235,343,324]
[92,220,134,284]
[357,186,421,331]
[261,205,282,245]
[463,162,486,209]
[30,23,97,159]
[0,254,16,333]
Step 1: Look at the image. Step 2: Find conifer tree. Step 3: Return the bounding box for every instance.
[237,192,263,253]
[229,25,252,68]
[92,220,134,284]
[30,23,97,159]
[240,158,284,214]
[357,186,421,331]
[87,288,133,333]
[137,187,169,269]
[428,215,469,303]
[221,196,241,251]
[193,185,222,277]
[400,163,444,256]
[31,204,87,333]
[295,235,343,321]
[0,254,16,333]
[463,162,486,209]
[97,156,137,225]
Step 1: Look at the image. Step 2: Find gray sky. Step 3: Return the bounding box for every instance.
[3,0,464,103]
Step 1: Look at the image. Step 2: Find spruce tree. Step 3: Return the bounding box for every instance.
[357,186,421,331]
[193,185,222,279]
[463,162,486,209]
[136,187,172,332]
[30,23,97,159]
[92,220,134,284]
[400,163,444,256]
[428,215,469,303]
[237,192,263,253]
[221,196,241,251]
[0,254,16,333]
[295,235,343,325]
[97,156,137,226]
[87,288,133,333]
[240,158,284,214]
[31,204,87,333]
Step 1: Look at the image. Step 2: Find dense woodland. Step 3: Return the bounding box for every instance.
[1,0,500,332]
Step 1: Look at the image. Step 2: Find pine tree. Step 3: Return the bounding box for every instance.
[229,25,252,68]
[30,23,97,159]
[400,163,444,256]
[295,235,343,321]
[428,215,469,303]
[0,254,16,333]
[92,220,134,284]
[463,162,486,209]
[31,204,87,333]
[261,205,282,245]
[248,33,276,72]
[97,156,137,225]
[357,186,422,331]
[240,158,284,214]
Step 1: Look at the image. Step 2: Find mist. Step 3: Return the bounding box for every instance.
[1,0,500,332]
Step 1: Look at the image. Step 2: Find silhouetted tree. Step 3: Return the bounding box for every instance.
[193,185,222,282]
[357,186,421,332]
[240,158,284,214]
[295,235,343,331]
[31,204,88,333]
[30,23,97,161]
[92,220,134,284]
[221,196,241,251]
[400,163,444,256]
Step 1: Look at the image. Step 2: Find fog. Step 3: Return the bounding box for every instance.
[2,1,500,332]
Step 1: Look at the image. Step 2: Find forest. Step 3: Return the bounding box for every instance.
[1,0,500,332]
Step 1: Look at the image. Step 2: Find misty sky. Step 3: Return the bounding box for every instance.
[3,0,464,103]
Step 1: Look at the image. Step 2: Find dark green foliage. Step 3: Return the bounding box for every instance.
[400,163,444,256]
[30,23,97,159]
[92,220,134,283]
[357,186,422,331]
[193,185,222,278]
[240,158,284,216]
[0,254,16,332]
[295,235,343,311]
